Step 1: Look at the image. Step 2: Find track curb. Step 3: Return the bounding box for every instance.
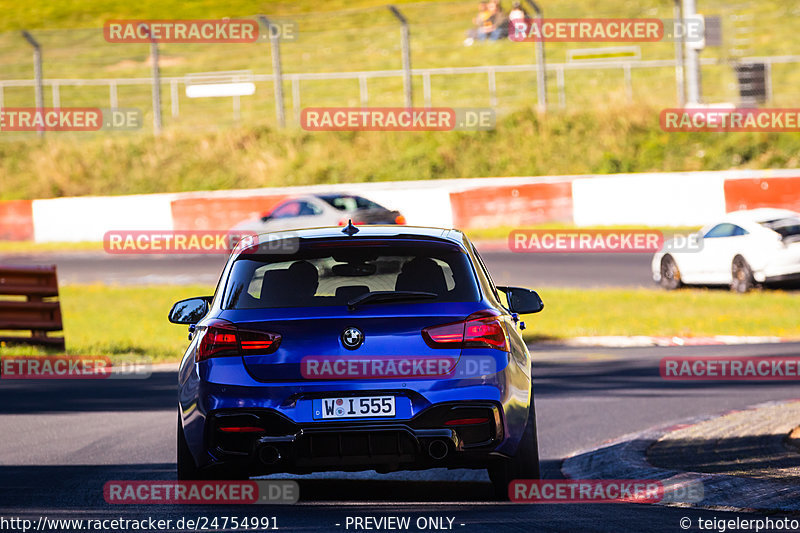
[562,400,800,512]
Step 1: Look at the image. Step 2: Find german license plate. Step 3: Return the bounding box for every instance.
[314,396,395,419]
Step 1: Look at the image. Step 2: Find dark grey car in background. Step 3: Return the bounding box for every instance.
[231,194,406,233]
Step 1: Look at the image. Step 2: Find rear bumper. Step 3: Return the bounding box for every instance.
[201,402,505,475]
[178,352,532,473]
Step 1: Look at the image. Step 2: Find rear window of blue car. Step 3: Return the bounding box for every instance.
[223,243,480,309]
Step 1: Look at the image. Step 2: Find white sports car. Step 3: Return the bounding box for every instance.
[652,208,800,292]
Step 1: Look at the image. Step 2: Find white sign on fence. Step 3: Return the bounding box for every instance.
[184,70,256,98]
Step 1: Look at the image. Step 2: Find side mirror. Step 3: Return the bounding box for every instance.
[496,286,543,314]
[168,297,211,324]
[260,213,272,222]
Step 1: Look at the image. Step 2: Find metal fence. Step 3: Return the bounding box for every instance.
[1,0,798,134]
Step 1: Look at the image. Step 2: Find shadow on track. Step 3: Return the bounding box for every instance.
[0,371,176,414]
[532,344,800,399]
[0,460,561,508]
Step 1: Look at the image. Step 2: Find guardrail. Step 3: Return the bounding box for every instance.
[0,265,65,348]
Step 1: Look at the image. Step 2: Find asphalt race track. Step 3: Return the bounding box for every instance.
[0,250,655,288]
[2,248,797,531]
[2,343,800,532]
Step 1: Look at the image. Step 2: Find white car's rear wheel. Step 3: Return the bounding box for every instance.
[731,256,755,293]
[659,255,682,290]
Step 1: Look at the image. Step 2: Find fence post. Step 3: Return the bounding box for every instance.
[488,68,497,108]
[388,6,413,108]
[260,16,286,128]
[673,0,686,106]
[524,1,547,112]
[292,76,301,125]
[359,75,369,107]
[51,83,60,109]
[170,79,179,118]
[623,64,632,102]
[764,61,773,103]
[682,0,702,104]
[557,66,565,108]
[21,31,44,138]
[109,81,118,108]
[423,72,432,108]
[138,23,162,134]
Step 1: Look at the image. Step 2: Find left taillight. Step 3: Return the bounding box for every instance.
[422,310,509,351]
[196,319,281,362]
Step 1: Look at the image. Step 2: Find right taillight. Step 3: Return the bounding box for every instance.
[422,310,509,351]
[196,319,281,362]
[238,329,281,354]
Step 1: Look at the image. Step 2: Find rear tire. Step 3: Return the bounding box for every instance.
[731,256,755,293]
[488,396,540,500]
[177,414,201,480]
[659,255,682,290]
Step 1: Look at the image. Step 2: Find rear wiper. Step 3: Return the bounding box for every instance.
[347,291,437,311]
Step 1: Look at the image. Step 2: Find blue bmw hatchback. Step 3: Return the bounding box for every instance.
[170,225,543,497]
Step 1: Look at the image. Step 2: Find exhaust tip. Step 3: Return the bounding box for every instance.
[428,439,449,460]
[258,445,282,465]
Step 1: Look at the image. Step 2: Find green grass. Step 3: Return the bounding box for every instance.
[0,284,798,362]
[2,106,799,200]
[0,241,105,253]
[522,287,800,342]
[0,1,798,200]
[0,0,798,130]
[0,284,212,362]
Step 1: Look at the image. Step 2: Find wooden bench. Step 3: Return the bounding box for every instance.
[0,265,65,348]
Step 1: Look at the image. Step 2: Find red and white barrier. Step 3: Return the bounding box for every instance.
[3,169,799,242]
[724,174,800,213]
[0,200,34,241]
